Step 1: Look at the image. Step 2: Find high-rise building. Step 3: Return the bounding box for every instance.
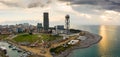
[43,12,49,32]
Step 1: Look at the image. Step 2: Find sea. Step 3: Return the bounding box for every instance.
[68,25,120,57]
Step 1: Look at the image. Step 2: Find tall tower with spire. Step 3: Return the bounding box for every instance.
[65,14,70,35]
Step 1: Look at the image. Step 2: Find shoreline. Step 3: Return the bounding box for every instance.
[52,31,102,57]
[0,31,102,57]
[0,40,45,57]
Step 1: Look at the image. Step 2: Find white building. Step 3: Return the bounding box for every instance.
[63,35,69,40]
[0,46,6,50]
[52,30,57,35]
[68,40,79,45]
[77,36,87,41]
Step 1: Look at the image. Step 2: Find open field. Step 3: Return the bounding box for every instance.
[13,34,40,43]
[41,34,62,41]
[0,35,9,40]
[13,33,62,43]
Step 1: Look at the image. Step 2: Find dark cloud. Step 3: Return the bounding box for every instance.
[27,0,52,8]
[0,1,20,7]
[72,1,97,5]
[59,0,97,5]
[106,0,120,6]
[1,0,120,11]
[59,0,120,12]
[0,0,52,8]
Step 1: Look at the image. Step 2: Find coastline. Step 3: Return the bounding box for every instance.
[0,31,102,57]
[2,40,45,57]
[52,31,102,57]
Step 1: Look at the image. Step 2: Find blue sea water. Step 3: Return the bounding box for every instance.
[0,41,23,57]
[68,25,120,57]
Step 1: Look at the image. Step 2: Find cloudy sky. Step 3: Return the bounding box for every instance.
[0,0,120,26]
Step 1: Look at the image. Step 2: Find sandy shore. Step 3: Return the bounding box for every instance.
[52,31,102,57]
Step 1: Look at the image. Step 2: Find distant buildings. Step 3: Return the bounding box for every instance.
[37,23,42,33]
[16,27,23,33]
[0,13,71,35]
[0,23,37,34]
[43,12,49,32]
[0,25,11,35]
[23,23,29,33]
[0,25,2,28]
[56,25,64,30]
[23,23,29,29]
[16,24,24,33]
[54,25,65,34]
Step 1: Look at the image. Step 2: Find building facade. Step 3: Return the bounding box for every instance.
[43,12,49,32]
[37,23,42,33]
[54,25,65,34]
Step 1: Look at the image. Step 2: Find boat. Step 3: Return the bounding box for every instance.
[16,48,23,52]
[12,46,17,50]
[0,46,7,50]
[8,45,13,48]
[21,52,29,57]
[0,46,7,54]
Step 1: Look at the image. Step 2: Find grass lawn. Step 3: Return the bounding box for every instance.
[0,35,9,40]
[13,34,40,43]
[13,33,62,43]
[41,34,62,41]
[50,44,72,54]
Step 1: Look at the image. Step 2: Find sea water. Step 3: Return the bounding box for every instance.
[68,25,120,57]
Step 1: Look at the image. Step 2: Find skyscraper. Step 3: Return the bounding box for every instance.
[43,12,49,32]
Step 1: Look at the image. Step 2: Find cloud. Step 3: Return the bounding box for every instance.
[59,0,120,12]
[0,0,52,8]
[2,0,120,11]
[0,0,120,25]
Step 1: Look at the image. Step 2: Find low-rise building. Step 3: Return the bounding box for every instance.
[37,23,42,33]
[77,36,87,41]
[68,40,79,45]
[54,25,65,34]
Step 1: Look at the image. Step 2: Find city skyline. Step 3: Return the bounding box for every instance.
[0,0,120,57]
[0,0,120,26]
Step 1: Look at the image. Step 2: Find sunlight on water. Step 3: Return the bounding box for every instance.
[98,25,110,57]
[98,25,118,57]
[99,25,109,53]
